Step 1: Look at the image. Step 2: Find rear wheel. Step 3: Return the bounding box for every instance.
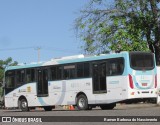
[19,99,29,112]
[100,103,116,110]
[76,94,88,110]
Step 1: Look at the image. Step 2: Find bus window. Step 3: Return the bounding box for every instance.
[77,63,90,78]
[70,68,76,79]
[106,58,124,76]
[50,67,57,80]
[16,69,25,86]
[130,52,154,70]
[57,66,62,80]
[5,71,15,88]
[26,69,35,83]
[77,63,83,78]
[63,65,75,79]
[50,66,62,80]
[84,63,90,77]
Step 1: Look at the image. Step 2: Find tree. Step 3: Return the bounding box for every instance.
[0,57,18,82]
[75,0,160,64]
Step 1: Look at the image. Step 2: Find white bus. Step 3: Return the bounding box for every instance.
[4,51,157,111]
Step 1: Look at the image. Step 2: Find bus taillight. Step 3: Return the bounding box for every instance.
[155,74,157,88]
[129,74,134,89]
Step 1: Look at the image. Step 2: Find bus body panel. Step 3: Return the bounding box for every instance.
[157,67,160,88]
[156,66,160,104]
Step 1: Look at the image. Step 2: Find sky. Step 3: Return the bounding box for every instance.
[0,0,88,64]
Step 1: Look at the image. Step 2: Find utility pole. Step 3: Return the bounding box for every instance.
[35,47,41,63]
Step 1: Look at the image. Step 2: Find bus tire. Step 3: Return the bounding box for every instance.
[100,103,116,110]
[76,94,88,110]
[19,99,29,112]
[44,106,53,111]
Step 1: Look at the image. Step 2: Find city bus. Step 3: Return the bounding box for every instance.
[4,51,157,111]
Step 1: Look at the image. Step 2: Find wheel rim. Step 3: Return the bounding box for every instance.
[78,98,85,108]
[21,101,27,108]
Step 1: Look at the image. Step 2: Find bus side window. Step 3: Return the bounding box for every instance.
[30,69,35,82]
[26,69,35,83]
[50,66,62,80]
[16,69,25,86]
[84,63,90,77]
[57,66,62,80]
[77,63,83,78]
[119,59,124,73]
[64,69,70,79]
[70,68,76,79]
[77,63,90,78]
[63,65,75,79]
[107,58,124,76]
[5,71,15,88]
[111,63,117,75]
[106,62,110,76]
[50,67,57,80]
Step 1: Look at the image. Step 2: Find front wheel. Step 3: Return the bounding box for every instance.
[76,95,88,110]
[19,99,29,112]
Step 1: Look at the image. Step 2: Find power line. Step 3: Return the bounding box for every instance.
[0,46,42,63]
[0,47,35,51]
[0,46,79,53]
[0,46,80,62]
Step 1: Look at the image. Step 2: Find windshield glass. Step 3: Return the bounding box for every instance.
[130,52,154,70]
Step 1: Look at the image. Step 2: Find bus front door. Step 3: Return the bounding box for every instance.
[37,69,49,97]
[92,62,107,93]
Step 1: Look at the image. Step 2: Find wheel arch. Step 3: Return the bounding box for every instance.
[75,92,88,104]
[18,95,28,108]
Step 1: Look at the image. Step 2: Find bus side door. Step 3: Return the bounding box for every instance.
[92,62,107,93]
[37,68,49,97]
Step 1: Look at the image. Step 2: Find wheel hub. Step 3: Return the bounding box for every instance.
[21,101,27,108]
[78,98,85,108]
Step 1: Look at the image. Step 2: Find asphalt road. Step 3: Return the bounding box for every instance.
[0,103,160,125]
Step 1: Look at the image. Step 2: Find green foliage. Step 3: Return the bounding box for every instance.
[75,0,160,62]
[0,57,18,82]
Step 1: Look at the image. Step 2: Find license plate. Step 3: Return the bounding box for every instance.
[142,83,147,86]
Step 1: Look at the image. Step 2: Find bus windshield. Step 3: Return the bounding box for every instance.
[130,52,154,70]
